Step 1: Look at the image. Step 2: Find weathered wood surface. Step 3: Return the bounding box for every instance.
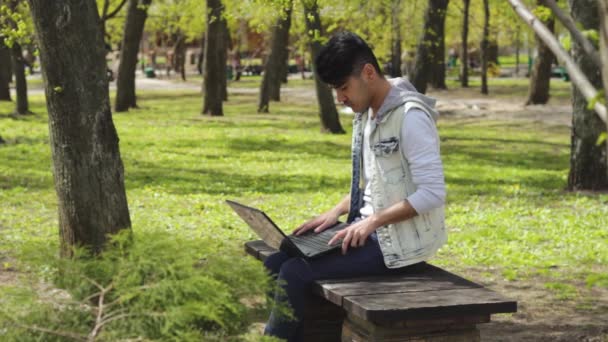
[245,239,517,335]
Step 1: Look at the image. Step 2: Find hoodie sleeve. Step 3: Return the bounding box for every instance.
[400,108,446,214]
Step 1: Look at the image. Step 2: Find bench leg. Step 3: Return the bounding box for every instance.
[341,313,487,342]
[301,294,345,342]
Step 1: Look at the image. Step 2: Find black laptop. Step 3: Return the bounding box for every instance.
[226,200,349,259]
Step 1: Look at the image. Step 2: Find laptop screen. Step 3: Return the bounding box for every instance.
[226,200,285,250]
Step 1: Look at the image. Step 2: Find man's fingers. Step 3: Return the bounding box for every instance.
[342,230,353,254]
[294,218,320,235]
[314,219,334,233]
[328,230,344,246]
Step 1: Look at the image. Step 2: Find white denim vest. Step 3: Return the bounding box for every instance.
[361,102,447,268]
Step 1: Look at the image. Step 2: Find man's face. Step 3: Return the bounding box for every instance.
[333,71,371,113]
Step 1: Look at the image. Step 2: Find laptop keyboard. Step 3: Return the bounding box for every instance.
[288,223,347,254]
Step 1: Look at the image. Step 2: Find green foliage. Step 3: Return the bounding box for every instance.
[0,1,34,48]
[582,29,599,47]
[0,229,278,341]
[532,5,552,23]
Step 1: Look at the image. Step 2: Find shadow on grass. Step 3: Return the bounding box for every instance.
[126,164,349,195]
[226,138,350,160]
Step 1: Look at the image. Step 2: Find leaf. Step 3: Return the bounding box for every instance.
[586,90,605,110]
[596,132,607,146]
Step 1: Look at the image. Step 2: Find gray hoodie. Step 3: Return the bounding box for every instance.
[372,77,440,123]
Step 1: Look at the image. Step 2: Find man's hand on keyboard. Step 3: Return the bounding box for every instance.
[293,209,340,236]
[328,215,380,254]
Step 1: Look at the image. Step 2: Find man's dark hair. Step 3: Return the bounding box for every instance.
[315,31,383,88]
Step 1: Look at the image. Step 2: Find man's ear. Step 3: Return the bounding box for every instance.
[362,63,377,81]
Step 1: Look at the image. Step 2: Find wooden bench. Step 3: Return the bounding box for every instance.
[245,240,517,342]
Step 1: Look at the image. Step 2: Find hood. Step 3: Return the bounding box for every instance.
[373,77,439,122]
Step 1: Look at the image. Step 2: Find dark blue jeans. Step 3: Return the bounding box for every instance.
[263,235,414,341]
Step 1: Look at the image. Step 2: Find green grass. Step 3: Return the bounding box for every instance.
[0,80,606,310]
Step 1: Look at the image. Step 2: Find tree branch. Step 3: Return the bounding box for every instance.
[103,0,129,21]
[507,0,607,124]
[541,0,602,68]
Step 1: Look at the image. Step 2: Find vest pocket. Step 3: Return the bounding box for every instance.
[371,137,399,157]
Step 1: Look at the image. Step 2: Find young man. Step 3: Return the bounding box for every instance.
[263,31,447,341]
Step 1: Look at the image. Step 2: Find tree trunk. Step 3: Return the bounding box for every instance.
[258,0,293,112]
[460,0,470,87]
[202,0,225,116]
[7,0,28,114]
[0,40,11,101]
[173,33,187,81]
[10,42,29,114]
[429,0,449,89]
[221,17,229,102]
[197,37,204,75]
[269,0,293,101]
[526,0,555,104]
[601,0,608,108]
[515,26,520,76]
[26,0,132,256]
[303,0,345,134]
[390,0,403,78]
[480,0,489,94]
[410,0,449,93]
[115,0,151,112]
[567,0,608,190]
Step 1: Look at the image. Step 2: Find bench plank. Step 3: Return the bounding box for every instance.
[313,269,482,306]
[344,287,517,323]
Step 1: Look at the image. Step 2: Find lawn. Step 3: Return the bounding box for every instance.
[1,79,607,330]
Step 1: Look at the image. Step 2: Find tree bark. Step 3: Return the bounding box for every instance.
[410,0,449,93]
[515,26,521,75]
[303,0,345,134]
[525,0,555,104]
[221,18,229,102]
[600,0,608,110]
[390,0,403,78]
[26,0,132,256]
[258,0,293,112]
[173,33,186,81]
[0,39,11,101]
[115,0,151,112]
[428,0,449,89]
[202,0,225,116]
[460,0,470,87]
[10,41,29,114]
[269,0,293,101]
[480,0,489,94]
[7,0,29,114]
[197,36,204,75]
[566,0,607,190]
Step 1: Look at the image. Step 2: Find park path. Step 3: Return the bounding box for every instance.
[12,74,572,128]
